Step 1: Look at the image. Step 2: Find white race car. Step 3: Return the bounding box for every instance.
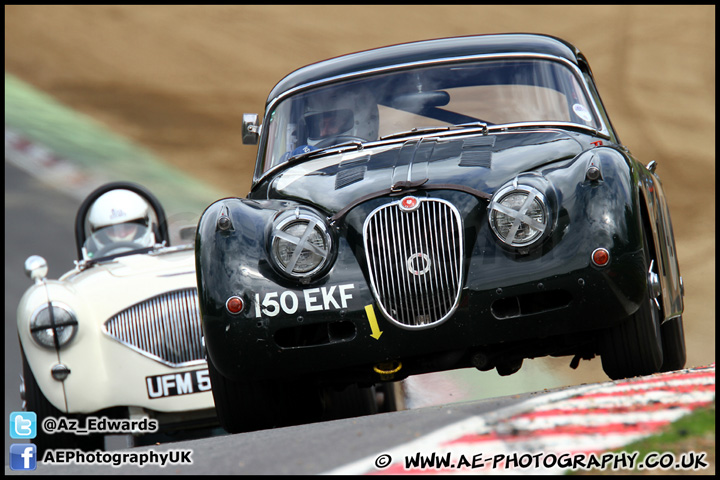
[16,181,216,453]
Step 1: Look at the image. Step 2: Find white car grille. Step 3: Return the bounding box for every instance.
[363,197,464,328]
[103,288,204,367]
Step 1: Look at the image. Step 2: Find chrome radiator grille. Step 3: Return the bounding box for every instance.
[103,288,204,367]
[363,197,464,328]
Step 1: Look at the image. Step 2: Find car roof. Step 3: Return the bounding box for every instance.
[266,33,583,105]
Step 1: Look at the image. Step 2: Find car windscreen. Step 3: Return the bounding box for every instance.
[261,58,600,172]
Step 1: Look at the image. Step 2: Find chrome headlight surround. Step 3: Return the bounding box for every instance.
[489,183,550,248]
[268,207,334,280]
[29,302,78,349]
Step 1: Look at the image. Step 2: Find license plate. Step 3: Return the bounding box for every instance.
[145,368,211,399]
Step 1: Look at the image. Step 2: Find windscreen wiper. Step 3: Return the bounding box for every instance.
[379,122,488,141]
[287,140,364,163]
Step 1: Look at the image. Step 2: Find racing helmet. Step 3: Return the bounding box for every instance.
[303,85,379,146]
[87,189,155,247]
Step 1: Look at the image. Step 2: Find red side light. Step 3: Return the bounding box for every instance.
[226,296,244,314]
[591,248,610,267]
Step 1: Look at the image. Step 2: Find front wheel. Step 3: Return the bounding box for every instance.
[21,348,104,455]
[599,233,663,380]
[207,355,324,433]
[659,316,686,372]
[322,384,378,421]
[206,354,279,434]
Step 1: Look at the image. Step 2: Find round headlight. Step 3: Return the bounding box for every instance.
[30,303,78,348]
[489,185,549,247]
[270,210,332,279]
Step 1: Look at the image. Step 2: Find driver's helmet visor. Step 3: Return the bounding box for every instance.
[305,108,354,140]
[83,222,153,259]
[105,222,140,241]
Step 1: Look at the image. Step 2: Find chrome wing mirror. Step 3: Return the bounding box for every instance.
[242,113,261,145]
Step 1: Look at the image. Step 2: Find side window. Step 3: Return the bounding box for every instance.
[263,112,279,173]
[264,105,294,172]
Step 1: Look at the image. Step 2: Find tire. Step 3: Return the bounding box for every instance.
[207,355,323,433]
[21,348,104,455]
[659,316,687,372]
[599,233,663,380]
[206,354,279,434]
[322,384,378,421]
[276,382,324,427]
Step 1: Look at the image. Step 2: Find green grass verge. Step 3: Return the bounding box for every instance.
[5,72,229,215]
[568,401,715,475]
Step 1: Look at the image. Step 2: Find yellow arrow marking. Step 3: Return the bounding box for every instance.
[365,304,383,340]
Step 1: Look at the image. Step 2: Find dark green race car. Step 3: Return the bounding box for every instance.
[196,34,685,433]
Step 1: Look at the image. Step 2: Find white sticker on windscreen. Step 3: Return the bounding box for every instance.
[573,104,593,122]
